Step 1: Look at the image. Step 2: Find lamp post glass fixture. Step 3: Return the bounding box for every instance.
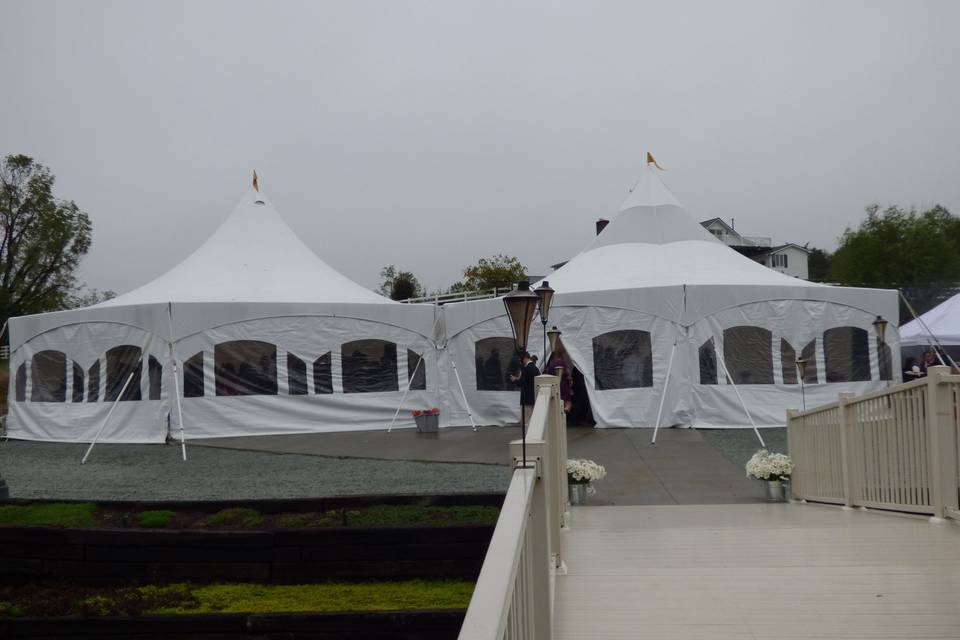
[795,357,808,411]
[534,281,555,361]
[503,281,540,468]
[547,326,562,360]
[873,315,889,385]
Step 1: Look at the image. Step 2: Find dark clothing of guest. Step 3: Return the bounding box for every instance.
[519,361,541,406]
[547,355,573,403]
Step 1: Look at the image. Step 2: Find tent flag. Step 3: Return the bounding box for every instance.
[252,170,259,192]
[647,152,664,170]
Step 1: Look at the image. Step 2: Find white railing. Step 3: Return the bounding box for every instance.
[459,375,568,640]
[400,287,512,305]
[788,365,960,521]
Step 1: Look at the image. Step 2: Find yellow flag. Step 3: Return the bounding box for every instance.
[252,170,259,192]
[647,152,664,170]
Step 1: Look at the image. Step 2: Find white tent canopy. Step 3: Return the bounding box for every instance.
[900,292,960,347]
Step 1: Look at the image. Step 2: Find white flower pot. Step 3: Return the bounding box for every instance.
[763,479,786,502]
[569,482,588,506]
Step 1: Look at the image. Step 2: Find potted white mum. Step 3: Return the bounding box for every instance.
[745,449,794,502]
[566,458,607,505]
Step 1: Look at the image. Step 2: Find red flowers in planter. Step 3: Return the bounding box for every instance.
[411,407,440,417]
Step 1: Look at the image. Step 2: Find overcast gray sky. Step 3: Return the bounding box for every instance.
[2,0,958,295]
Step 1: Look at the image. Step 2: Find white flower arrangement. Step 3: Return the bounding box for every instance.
[745,449,794,481]
[567,458,607,485]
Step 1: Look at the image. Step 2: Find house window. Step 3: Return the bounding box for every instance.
[15,363,27,402]
[106,346,143,401]
[287,353,308,395]
[215,341,278,396]
[592,330,653,390]
[148,356,162,400]
[475,337,519,391]
[699,338,718,385]
[407,349,426,391]
[772,254,789,268]
[723,326,773,385]
[72,362,85,402]
[313,352,333,394]
[87,360,100,402]
[341,339,398,393]
[781,339,797,385]
[183,352,204,398]
[824,327,870,382]
[31,350,67,402]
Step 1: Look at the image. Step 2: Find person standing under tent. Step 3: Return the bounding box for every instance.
[510,351,541,427]
[546,347,573,413]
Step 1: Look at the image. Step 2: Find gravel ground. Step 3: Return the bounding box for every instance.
[697,427,788,472]
[0,441,511,501]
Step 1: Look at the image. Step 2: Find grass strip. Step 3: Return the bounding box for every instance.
[347,505,499,527]
[0,503,97,527]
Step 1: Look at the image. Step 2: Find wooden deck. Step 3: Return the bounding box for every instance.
[556,503,960,639]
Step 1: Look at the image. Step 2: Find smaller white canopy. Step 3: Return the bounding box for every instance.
[900,292,960,347]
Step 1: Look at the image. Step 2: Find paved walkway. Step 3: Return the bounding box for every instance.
[557,503,960,639]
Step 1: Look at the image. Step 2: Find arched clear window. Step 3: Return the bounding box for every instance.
[800,340,818,383]
[877,338,893,381]
[148,356,162,400]
[592,330,653,390]
[87,360,100,402]
[781,339,797,385]
[287,353,307,395]
[475,337,519,391]
[31,350,67,402]
[106,346,143,401]
[183,352,204,398]
[407,349,426,391]
[313,352,332,395]
[723,326,773,385]
[341,339,398,393]
[824,327,870,382]
[215,341,277,396]
[699,338,718,385]
[72,362,84,402]
[15,362,27,402]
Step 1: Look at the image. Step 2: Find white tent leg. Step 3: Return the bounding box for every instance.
[449,355,478,432]
[716,353,766,448]
[167,304,187,461]
[651,341,677,445]
[81,369,137,465]
[388,355,422,433]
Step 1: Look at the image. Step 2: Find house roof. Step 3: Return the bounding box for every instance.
[699,217,738,235]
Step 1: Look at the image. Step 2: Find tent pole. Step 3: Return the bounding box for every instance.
[167,303,187,461]
[899,290,958,369]
[388,355,422,433]
[449,353,478,432]
[81,368,137,464]
[715,351,765,448]
[651,340,677,445]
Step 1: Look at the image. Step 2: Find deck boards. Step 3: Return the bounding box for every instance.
[556,504,960,639]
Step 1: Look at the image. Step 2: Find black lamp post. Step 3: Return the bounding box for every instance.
[873,315,889,386]
[795,357,808,411]
[503,281,539,467]
[534,281,555,363]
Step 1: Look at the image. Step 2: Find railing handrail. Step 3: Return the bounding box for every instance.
[798,376,931,418]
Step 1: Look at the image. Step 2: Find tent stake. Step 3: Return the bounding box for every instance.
[81,369,137,465]
[715,351,765,448]
[388,354,423,433]
[651,340,677,445]
[167,303,188,461]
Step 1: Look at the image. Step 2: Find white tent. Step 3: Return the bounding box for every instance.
[440,162,900,429]
[899,292,960,366]
[7,187,437,443]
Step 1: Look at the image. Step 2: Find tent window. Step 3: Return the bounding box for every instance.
[31,350,67,402]
[825,327,871,382]
[781,339,797,385]
[342,339,398,393]
[287,353,308,395]
[72,362,84,402]
[407,349,426,391]
[800,340,818,383]
[475,337,519,391]
[184,352,204,398]
[877,338,893,381]
[215,341,278,396]
[723,326,773,385]
[148,356,162,400]
[699,338,718,385]
[15,362,27,402]
[592,330,653,390]
[313,352,333,395]
[87,360,100,402]
[106,345,143,401]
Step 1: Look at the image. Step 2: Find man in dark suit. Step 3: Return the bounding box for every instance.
[510,351,541,427]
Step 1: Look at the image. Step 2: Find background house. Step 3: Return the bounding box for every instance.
[699,218,810,280]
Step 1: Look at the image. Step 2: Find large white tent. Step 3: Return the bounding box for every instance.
[900,292,960,365]
[440,162,900,429]
[7,187,437,443]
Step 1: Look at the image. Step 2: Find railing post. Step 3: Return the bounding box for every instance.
[786,409,799,499]
[838,392,855,508]
[925,366,956,520]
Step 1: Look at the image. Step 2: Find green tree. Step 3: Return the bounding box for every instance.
[379,265,423,301]
[0,155,93,324]
[806,247,832,282]
[461,254,527,291]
